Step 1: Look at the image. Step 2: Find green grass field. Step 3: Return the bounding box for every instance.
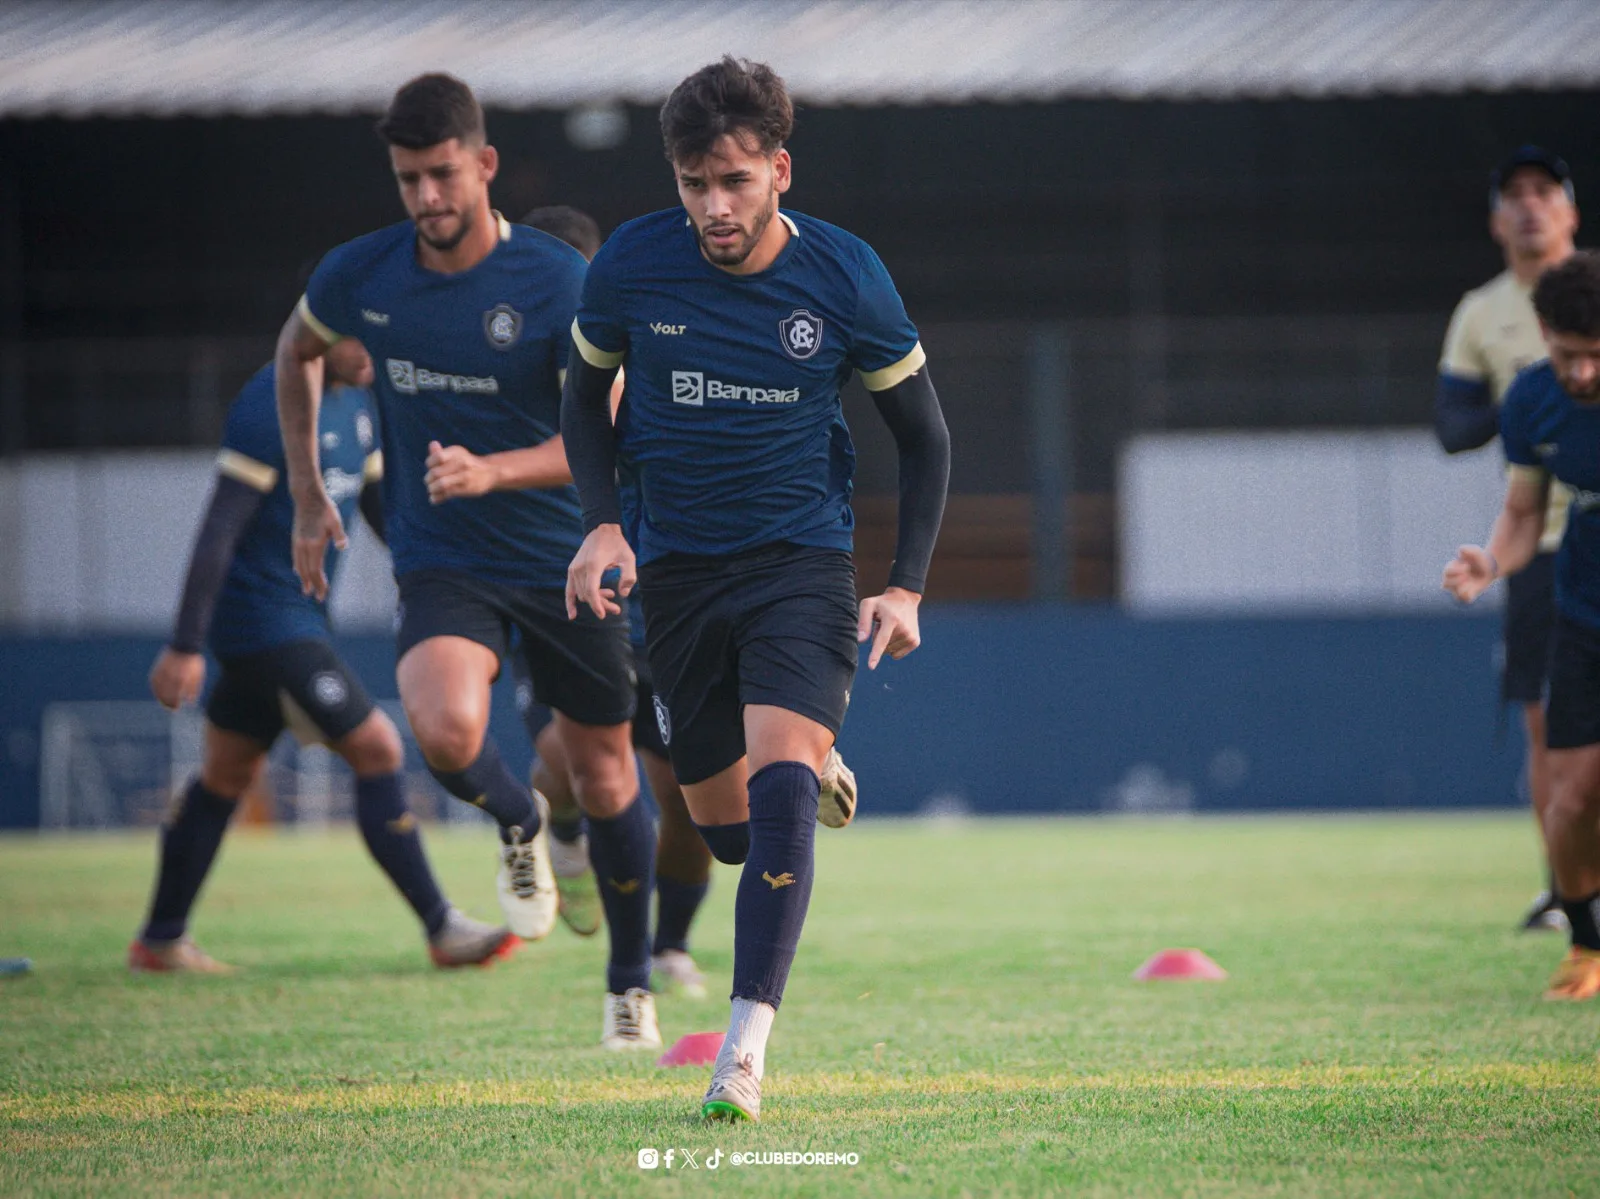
[2,814,1597,1197]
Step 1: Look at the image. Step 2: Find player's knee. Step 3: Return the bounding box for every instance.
[199,761,255,800]
[409,709,485,773]
[568,747,636,818]
[339,712,405,777]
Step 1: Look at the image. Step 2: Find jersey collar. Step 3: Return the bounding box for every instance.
[685,209,802,281]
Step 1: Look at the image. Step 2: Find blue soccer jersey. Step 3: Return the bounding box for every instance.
[1501,361,1600,630]
[210,363,379,658]
[572,208,923,565]
[300,214,587,588]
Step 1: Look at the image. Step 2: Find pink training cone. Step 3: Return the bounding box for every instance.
[657,1031,726,1067]
[1132,948,1228,981]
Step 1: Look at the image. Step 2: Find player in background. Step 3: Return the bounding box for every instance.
[135,341,514,972]
[1444,252,1600,999]
[1436,146,1579,930]
[562,59,950,1119]
[275,76,659,1049]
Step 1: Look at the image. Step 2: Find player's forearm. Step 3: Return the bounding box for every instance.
[274,324,326,497]
[1484,502,1545,580]
[483,439,575,492]
[869,368,951,594]
[1433,374,1498,454]
[170,476,262,653]
[560,350,624,531]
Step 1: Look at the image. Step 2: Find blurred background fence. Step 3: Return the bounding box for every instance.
[4,0,1592,826]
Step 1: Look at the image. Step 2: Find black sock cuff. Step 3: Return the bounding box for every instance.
[185,779,239,817]
[748,760,820,822]
[695,820,751,865]
[354,773,405,813]
[1564,892,1600,951]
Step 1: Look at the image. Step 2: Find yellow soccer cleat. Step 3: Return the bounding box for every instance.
[1543,947,1600,1001]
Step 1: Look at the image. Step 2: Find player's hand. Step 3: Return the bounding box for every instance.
[566,524,636,621]
[425,440,498,504]
[1442,544,1497,604]
[858,586,923,670]
[149,648,205,711]
[290,485,347,601]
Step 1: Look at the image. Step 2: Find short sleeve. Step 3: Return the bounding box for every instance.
[1439,293,1485,381]
[1498,375,1543,476]
[300,246,355,345]
[217,370,285,492]
[572,238,627,369]
[851,245,925,391]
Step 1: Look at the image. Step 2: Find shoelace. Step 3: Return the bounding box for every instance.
[612,994,642,1038]
[504,833,539,899]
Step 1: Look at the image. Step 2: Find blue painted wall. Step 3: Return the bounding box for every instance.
[0,608,1521,829]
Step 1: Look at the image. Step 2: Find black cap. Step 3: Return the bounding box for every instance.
[1490,145,1575,207]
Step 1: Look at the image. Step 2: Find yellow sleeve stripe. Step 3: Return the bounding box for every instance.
[572,320,625,369]
[296,294,342,346]
[859,342,927,392]
[217,450,279,493]
[363,451,383,483]
[1508,464,1548,485]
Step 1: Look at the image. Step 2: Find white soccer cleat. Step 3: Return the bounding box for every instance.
[817,747,857,828]
[701,1051,762,1122]
[601,987,662,1051]
[652,948,708,999]
[496,791,558,941]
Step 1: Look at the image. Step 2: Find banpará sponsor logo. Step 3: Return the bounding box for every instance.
[670,370,799,407]
[386,358,500,397]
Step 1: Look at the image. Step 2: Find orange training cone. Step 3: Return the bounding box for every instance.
[1133,948,1228,981]
[657,1031,726,1067]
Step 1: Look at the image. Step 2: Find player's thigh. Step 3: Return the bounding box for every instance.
[512,588,636,728]
[1503,552,1557,705]
[397,636,499,765]
[270,640,381,753]
[735,547,859,773]
[636,582,745,788]
[202,653,285,795]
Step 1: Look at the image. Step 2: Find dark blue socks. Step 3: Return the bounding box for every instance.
[141,779,237,943]
[731,762,819,1009]
[355,773,450,936]
[696,820,750,865]
[427,738,538,843]
[585,797,657,994]
[653,875,710,955]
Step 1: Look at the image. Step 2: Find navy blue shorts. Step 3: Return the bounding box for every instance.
[513,636,668,758]
[206,639,375,749]
[397,569,636,728]
[1546,616,1600,750]
[637,542,858,786]
[1502,551,1557,704]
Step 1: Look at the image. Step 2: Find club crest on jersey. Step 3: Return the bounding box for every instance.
[483,303,523,350]
[779,309,824,360]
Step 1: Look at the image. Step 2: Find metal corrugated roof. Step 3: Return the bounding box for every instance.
[3,0,1599,117]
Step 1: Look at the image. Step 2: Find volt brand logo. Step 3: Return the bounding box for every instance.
[361,308,390,326]
[671,370,801,406]
[386,359,499,397]
[650,322,687,335]
[672,371,705,406]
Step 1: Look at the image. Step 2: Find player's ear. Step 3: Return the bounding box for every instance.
[772,148,792,195]
[478,143,499,184]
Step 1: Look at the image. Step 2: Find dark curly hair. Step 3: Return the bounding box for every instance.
[659,56,794,164]
[377,73,484,149]
[1533,252,1600,339]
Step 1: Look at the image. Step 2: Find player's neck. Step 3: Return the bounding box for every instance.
[415,202,500,275]
[712,207,791,277]
[1508,244,1571,288]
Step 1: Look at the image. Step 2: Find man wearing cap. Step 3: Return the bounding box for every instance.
[1436,146,1580,930]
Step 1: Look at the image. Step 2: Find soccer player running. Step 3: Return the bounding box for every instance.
[1436,146,1579,930]
[515,204,862,996]
[135,340,514,972]
[275,76,660,1048]
[561,59,950,1119]
[1445,251,1600,1000]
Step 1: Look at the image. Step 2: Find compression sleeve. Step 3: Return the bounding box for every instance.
[869,365,951,594]
[1434,373,1499,453]
[359,480,386,545]
[169,475,264,653]
[560,348,624,532]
